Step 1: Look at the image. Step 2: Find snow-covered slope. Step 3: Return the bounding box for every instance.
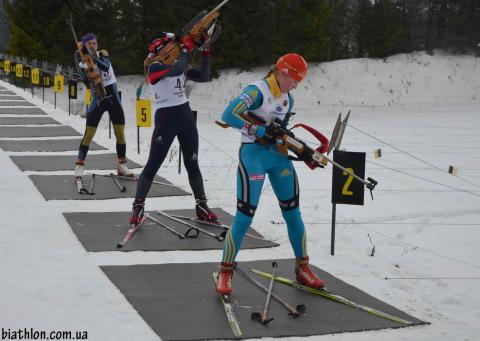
[1,51,479,340]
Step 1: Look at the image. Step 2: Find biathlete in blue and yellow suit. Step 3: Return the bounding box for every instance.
[74,32,133,178]
[216,53,326,295]
[129,32,218,225]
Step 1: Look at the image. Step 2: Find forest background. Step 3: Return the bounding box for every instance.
[2,0,480,75]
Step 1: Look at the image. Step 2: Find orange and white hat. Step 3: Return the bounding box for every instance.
[276,53,308,82]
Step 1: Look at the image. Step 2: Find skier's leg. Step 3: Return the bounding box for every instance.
[75,98,104,176]
[269,158,325,288]
[106,93,133,176]
[176,106,216,221]
[135,109,177,199]
[217,145,266,294]
[129,108,177,224]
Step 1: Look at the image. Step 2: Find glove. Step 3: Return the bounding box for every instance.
[247,124,265,138]
[248,124,277,144]
[181,35,195,52]
[98,49,109,57]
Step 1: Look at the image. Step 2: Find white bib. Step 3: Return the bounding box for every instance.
[78,52,116,86]
[100,63,116,86]
[240,80,290,143]
[149,74,188,111]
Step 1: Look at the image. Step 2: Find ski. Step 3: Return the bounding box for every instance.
[212,272,242,338]
[117,217,147,248]
[251,268,413,325]
[75,176,89,194]
[157,211,225,241]
[96,173,180,187]
[169,214,270,242]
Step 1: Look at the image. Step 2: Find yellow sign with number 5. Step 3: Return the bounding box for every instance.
[136,99,152,127]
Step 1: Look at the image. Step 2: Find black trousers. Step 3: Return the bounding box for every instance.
[135,102,205,199]
[77,87,126,160]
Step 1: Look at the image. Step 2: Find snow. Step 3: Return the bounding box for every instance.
[1,50,480,340]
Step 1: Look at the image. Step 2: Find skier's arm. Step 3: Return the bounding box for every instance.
[147,52,189,85]
[185,54,211,82]
[221,85,263,130]
[93,50,111,72]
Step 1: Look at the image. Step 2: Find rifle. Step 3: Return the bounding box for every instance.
[148,0,228,66]
[216,112,378,195]
[67,14,106,99]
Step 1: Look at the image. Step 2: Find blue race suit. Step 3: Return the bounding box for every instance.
[221,73,308,263]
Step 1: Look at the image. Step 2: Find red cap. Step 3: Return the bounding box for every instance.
[276,53,308,82]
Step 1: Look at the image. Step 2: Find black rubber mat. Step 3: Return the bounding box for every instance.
[101,259,428,340]
[0,139,107,152]
[29,174,189,200]
[0,117,60,125]
[0,100,34,106]
[10,153,142,171]
[63,208,277,252]
[0,126,80,137]
[0,107,47,115]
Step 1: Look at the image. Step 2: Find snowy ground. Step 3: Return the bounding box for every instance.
[1,50,479,340]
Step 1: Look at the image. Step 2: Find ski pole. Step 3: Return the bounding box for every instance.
[110,173,127,193]
[157,211,225,241]
[111,174,183,188]
[234,263,305,317]
[145,213,199,239]
[169,214,270,242]
[251,261,277,324]
[88,173,96,195]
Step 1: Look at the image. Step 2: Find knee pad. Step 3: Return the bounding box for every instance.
[237,199,257,217]
[278,195,299,211]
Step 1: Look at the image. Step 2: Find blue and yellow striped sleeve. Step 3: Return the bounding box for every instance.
[221,85,263,129]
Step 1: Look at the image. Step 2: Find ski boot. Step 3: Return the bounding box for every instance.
[295,256,325,289]
[195,196,218,222]
[216,262,233,296]
[117,157,134,177]
[129,198,145,225]
[74,159,85,177]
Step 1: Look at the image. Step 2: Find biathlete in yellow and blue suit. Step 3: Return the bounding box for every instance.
[74,32,133,178]
[215,53,326,296]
